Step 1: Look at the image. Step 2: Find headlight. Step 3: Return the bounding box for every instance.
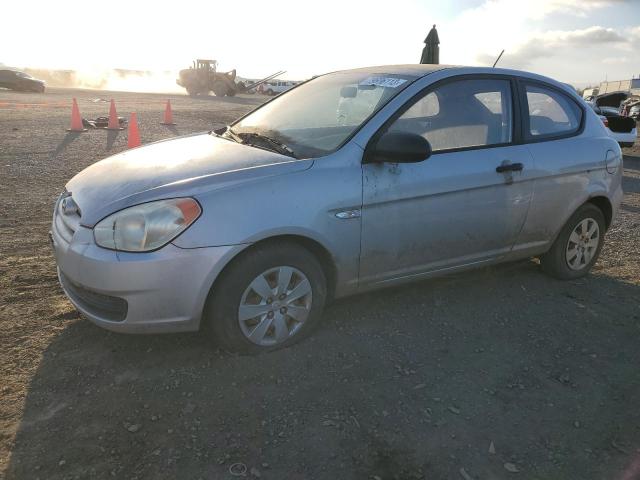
[94,198,201,252]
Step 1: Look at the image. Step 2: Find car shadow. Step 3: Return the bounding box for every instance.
[623,154,639,170]
[4,261,640,480]
[621,158,639,194]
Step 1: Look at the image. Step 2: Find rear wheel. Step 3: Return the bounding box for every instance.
[205,242,327,354]
[540,203,606,280]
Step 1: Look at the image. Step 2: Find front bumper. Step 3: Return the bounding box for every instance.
[51,222,242,334]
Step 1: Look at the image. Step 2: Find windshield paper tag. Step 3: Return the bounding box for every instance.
[359,77,407,88]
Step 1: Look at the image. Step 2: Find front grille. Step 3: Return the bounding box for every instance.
[53,193,81,244]
[59,271,128,322]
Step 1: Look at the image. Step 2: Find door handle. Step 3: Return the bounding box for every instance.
[496,162,524,173]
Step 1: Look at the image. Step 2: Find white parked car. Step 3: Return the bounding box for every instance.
[590,104,637,148]
[260,80,298,96]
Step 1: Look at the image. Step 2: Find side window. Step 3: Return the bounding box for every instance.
[525,84,582,138]
[402,92,439,119]
[387,78,512,152]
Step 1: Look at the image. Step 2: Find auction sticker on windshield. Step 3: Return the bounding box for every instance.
[359,77,407,88]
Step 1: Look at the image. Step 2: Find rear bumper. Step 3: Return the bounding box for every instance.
[52,224,242,334]
[608,127,637,147]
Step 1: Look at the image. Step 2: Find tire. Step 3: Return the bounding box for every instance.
[266,89,274,96]
[212,81,228,97]
[205,242,327,354]
[540,203,606,280]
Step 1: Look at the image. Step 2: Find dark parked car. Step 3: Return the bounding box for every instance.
[0,69,45,93]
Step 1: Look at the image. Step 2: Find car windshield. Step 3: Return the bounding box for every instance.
[16,72,33,79]
[232,72,415,158]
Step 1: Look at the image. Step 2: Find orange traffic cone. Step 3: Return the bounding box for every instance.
[127,112,141,148]
[67,98,87,132]
[160,100,176,125]
[107,99,124,130]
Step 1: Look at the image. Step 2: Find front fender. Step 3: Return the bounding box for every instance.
[173,145,365,297]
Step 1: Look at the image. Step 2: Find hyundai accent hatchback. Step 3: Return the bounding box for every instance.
[51,65,623,353]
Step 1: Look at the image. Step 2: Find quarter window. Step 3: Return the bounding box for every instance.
[387,78,513,152]
[525,84,582,138]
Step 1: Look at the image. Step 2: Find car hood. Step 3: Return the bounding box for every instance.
[23,76,44,84]
[66,133,311,227]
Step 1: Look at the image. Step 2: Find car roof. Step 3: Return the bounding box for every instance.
[329,64,580,98]
[328,64,558,82]
[332,64,454,77]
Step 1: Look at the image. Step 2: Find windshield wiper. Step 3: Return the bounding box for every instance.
[213,127,297,159]
[212,125,243,144]
[237,132,297,159]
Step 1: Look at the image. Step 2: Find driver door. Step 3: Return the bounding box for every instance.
[359,76,534,286]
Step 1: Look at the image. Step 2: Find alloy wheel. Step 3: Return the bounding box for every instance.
[565,218,600,270]
[238,266,313,346]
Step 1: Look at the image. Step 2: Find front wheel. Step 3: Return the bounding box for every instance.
[212,81,228,97]
[540,203,606,280]
[205,242,327,354]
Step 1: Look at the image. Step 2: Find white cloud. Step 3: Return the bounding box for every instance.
[602,56,631,64]
[440,0,638,84]
[443,0,624,66]
[476,26,628,69]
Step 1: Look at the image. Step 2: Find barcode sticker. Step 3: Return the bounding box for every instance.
[359,77,407,88]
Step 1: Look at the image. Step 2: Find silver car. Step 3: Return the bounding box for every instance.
[52,65,623,353]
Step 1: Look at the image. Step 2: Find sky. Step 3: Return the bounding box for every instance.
[1,0,639,87]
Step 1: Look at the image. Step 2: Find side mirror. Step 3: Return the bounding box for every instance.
[367,131,432,164]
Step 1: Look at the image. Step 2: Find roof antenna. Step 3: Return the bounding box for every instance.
[492,49,505,68]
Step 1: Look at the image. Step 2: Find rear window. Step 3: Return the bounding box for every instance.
[525,84,582,139]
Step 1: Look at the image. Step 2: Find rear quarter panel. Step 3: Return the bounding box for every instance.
[514,111,622,255]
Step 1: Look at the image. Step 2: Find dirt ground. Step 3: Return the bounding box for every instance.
[1,87,639,480]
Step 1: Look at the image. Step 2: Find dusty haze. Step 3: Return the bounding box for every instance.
[23,68,184,93]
